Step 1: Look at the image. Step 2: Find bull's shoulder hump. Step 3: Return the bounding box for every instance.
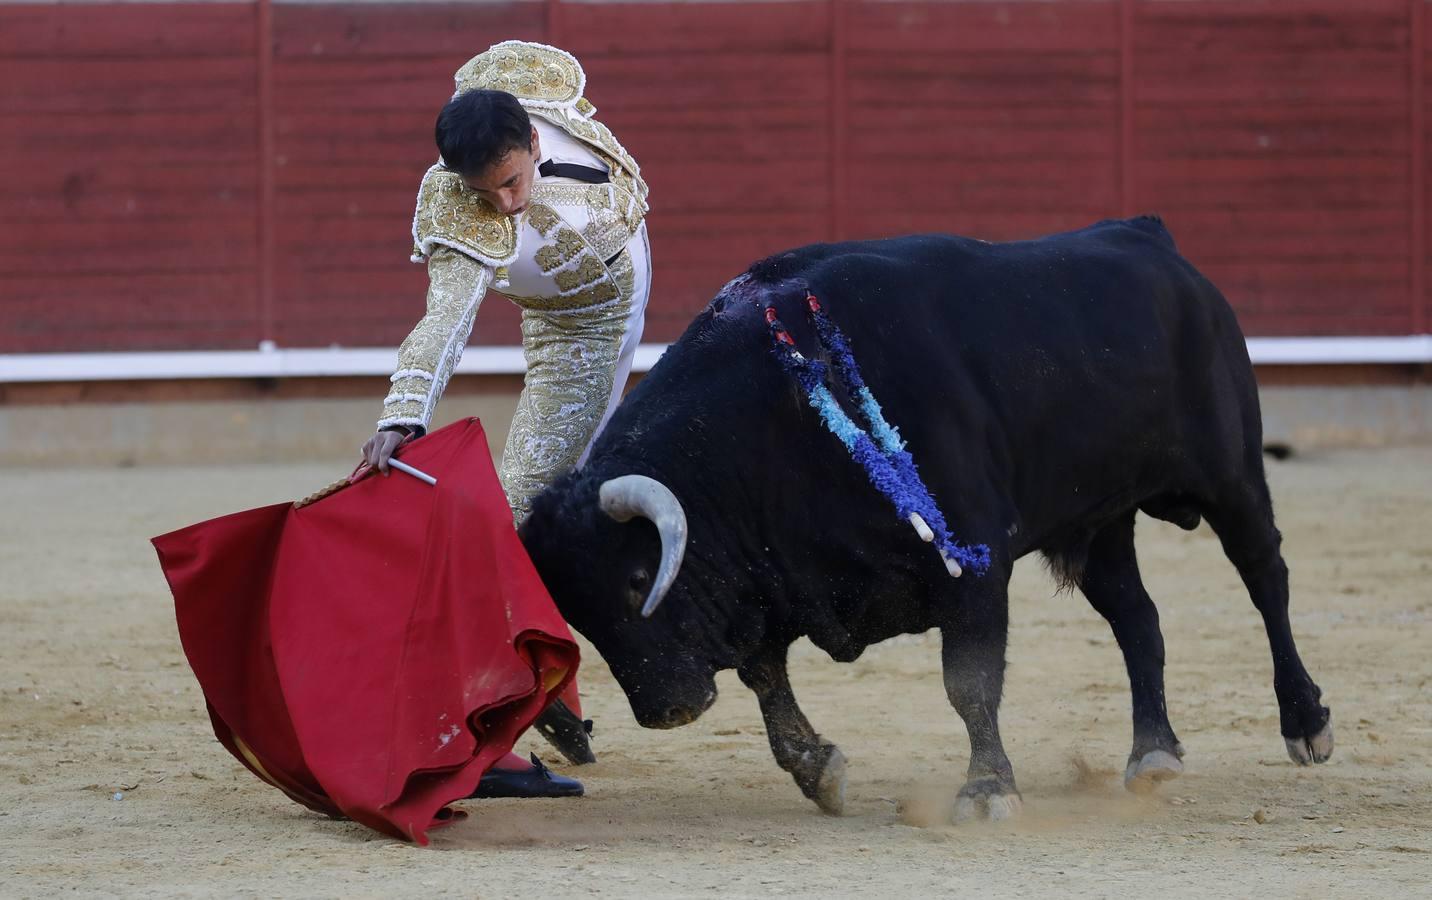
[1083,214,1180,252]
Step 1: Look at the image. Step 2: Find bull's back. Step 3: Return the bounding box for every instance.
[780,219,1253,536]
[792,219,1235,413]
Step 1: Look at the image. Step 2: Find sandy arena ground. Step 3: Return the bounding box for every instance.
[1,446,1430,897]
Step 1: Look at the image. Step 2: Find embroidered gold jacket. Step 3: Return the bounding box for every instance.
[379,41,649,432]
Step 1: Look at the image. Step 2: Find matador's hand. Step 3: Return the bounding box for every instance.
[355,428,410,481]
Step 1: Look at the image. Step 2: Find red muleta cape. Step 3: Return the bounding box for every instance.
[152,418,579,844]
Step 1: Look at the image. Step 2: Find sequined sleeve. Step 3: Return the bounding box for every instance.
[377,248,492,431]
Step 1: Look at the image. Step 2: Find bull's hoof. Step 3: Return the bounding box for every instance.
[1123,749,1183,794]
[791,742,848,816]
[952,777,1022,823]
[1285,717,1334,766]
[813,747,847,816]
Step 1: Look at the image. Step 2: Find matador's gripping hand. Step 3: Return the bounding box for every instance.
[353,427,415,482]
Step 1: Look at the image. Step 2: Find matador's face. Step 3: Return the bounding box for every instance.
[462,127,542,217]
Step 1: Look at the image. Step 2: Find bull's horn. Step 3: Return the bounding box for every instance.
[598,475,688,617]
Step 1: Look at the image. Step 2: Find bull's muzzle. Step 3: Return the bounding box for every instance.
[636,685,719,730]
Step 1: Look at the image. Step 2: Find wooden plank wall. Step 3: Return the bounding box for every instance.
[1,0,1429,353]
[1135,0,1416,336]
[0,3,261,350]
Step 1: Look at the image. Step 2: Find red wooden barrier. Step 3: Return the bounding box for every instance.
[1,0,1428,353]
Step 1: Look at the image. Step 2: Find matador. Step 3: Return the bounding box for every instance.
[363,40,650,525]
[358,40,651,799]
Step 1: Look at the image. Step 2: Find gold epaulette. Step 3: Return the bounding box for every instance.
[410,166,519,267]
[450,42,649,211]
[454,41,585,110]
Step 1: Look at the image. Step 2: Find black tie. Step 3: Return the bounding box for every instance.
[538,160,610,184]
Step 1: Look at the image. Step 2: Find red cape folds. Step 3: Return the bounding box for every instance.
[152,418,580,844]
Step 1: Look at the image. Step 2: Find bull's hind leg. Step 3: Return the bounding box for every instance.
[1204,479,1332,765]
[940,572,1022,822]
[1076,513,1185,792]
[738,645,847,815]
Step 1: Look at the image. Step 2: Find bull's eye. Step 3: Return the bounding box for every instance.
[626,569,652,612]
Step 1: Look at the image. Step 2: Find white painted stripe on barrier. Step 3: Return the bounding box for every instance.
[0,337,1426,383]
[0,344,670,382]
[0,0,244,5]
[1245,335,1432,364]
[0,0,536,5]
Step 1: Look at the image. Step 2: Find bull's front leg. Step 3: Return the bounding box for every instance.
[738,645,848,815]
[940,574,1022,822]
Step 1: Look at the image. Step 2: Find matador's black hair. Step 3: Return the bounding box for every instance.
[435,89,533,177]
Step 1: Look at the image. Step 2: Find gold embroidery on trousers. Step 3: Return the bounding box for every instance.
[499,293,633,525]
[511,278,619,313]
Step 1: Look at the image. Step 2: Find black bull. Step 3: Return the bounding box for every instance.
[520,217,1333,820]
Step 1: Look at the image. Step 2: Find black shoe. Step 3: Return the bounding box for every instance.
[533,699,597,765]
[471,754,584,799]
